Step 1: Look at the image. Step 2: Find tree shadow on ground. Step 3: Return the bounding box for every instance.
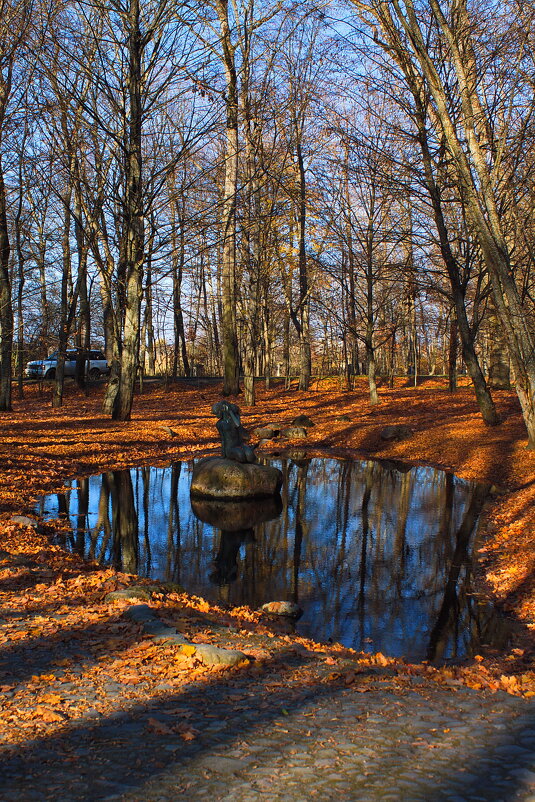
[1,644,533,802]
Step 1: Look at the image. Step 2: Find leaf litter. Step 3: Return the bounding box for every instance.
[0,378,533,752]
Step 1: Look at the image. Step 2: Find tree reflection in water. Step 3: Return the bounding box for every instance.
[41,456,511,661]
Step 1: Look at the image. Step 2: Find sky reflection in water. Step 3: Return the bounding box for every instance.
[39,456,509,662]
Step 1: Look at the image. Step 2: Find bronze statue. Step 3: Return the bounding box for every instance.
[211,400,256,464]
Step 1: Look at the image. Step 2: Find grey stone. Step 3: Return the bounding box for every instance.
[457,772,479,782]
[201,756,252,774]
[105,586,152,602]
[290,415,315,428]
[495,744,533,758]
[509,769,535,782]
[122,603,245,665]
[380,424,411,441]
[261,601,303,618]
[10,515,40,529]
[123,603,158,624]
[280,426,307,440]
[190,456,282,499]
[148,627,186,642]
[194,643,248,667]
[252,426,279,439]
[161,425,176,437]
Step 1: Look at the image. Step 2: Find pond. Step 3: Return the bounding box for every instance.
[37,455,510,662]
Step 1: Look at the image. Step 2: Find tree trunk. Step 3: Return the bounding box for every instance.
[366,333,379,405]
[487,302,510,390]
[296,138,311,391]
[448,316,458,393]
[380,0,534,443]
[0,157,12,411]
[53,182,73,409]
[365,195,378,405]
[216,0,240,396]
[263,303,271,391]
[241,61,260,407]
[282,311,290,389]
[410,89,500,424]
[14,151,25,400]
[144,257,156,376]
[71,178,89,390]
[171,197,190,378]
[112,0,145,421]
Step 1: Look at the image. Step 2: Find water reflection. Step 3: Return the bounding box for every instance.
[38,456,509,661]
[192,497,283,597]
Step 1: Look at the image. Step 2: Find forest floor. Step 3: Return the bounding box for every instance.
[0,377,534,800]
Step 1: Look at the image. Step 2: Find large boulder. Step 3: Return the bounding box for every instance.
[190,457,283,500]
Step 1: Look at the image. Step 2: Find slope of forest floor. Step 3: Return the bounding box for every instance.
[0,377,534,748]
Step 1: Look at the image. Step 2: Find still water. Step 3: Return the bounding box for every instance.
[38,455,509,662]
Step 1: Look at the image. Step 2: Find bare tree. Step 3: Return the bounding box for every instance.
[350,0,535,445]
[0,0,34,411]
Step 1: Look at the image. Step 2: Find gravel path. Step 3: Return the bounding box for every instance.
[1,650,534,802]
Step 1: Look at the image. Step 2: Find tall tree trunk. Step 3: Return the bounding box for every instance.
[296,138,311,391]
[100,268,115,365]
[262,299,272,391]
[14,147,25,400]
[282,311,290,389]
[216,0,240,396]
[53,182,73,409]
[448,316,458,393]
[241,60,261,407]
[171,196,190,378]
[487,300,510,390]
[144,255,155,375]
[74,189,90,390]
[0,149,12,411]
[365,329,379,405]
[0,47,14,411]
[112,0,145,421]
[98,253,120,415]
[343,142,358,390]
[365,188,378,405]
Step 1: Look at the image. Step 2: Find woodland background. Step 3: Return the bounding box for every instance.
[0,0,534,448]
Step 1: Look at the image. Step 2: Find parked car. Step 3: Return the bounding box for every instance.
[25,350,110,380]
